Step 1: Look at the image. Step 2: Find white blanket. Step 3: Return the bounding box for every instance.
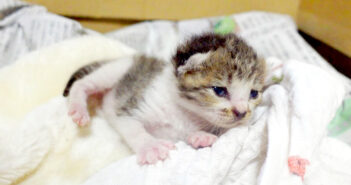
[81,59,351,185]
[1,36,351,185]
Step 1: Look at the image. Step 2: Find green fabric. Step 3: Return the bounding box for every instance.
[328,98,351,136]
[214,17,236,35]
[272,75,284,83]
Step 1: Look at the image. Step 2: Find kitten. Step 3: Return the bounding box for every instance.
[64,33,266,165]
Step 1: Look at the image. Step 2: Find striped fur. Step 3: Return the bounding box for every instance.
[63,62,105,97]
[65,32,266,165]
[114,55,165,116]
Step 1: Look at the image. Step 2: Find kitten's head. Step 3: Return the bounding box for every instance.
[173,33,266,128]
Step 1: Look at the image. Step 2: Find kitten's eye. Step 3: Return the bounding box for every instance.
[250,90,259,99]
[212,86,228,97]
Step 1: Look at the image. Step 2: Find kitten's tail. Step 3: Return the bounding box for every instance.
[63,62,105,97]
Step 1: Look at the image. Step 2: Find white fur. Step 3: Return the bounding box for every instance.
[228,80,253,113]
[82,58,351,185]
[69,60,215,164]
[177,52,211,75]
[68,57,135,126]
[2,34,351,184]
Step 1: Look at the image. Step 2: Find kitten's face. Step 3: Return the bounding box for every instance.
[173,33,266,128]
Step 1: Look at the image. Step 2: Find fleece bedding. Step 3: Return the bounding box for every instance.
[0,36,136,185]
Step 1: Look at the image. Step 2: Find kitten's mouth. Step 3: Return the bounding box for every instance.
[213,116,249,129]
[212,119,243,129]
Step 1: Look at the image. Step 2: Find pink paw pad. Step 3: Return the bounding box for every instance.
[288,156,310,180]
[137,140,176,165]
[68,103,90,126]
[188,131,218,149]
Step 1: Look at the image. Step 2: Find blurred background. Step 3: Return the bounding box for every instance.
[24,0,351,77]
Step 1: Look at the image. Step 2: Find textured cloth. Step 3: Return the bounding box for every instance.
[82,58,351,185]
[1,35,351,185]
[1,2,351,184]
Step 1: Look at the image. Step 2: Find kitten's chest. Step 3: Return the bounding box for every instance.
[141,104,199,141]
[112,66,201,141]
[133,77,200,140]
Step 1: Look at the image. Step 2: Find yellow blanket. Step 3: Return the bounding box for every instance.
[0,36,135,185]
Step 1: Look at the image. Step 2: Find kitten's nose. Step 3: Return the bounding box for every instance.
[232,109,246,119]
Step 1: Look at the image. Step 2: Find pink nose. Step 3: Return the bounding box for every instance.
[232,109,247,119]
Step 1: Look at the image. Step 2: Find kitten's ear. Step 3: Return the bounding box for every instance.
[262,57,283,89]
[175,52,210,76]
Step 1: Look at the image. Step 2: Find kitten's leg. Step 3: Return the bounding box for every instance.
[187,131,218,148]
[105,113,175,165]
[68,57,134,126]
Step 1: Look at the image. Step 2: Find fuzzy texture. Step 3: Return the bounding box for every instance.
[65,33,266,164]
[63,62,105,97]
[0,35,136,185]
[173,33,262,80]
[2,35,351,185]
[114,55,166,116]
[175,33,265,128]
[82,59,351,185]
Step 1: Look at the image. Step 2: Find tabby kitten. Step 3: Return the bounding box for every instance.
[64,33,266,165]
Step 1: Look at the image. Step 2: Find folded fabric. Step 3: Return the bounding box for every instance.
[1,35,351,185]
[81,58,351,185]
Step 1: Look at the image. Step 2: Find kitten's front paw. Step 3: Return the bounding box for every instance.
[187,131,217,148]
[137,140,176,165]
[68,102,90,126]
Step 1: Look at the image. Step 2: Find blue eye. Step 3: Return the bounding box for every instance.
[212,86,228,97]
[250,90,259,99]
